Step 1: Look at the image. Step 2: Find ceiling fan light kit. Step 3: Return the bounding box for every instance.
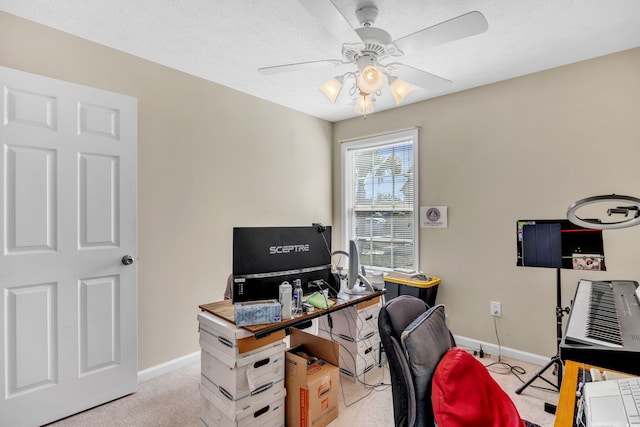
[319,77,343,104]
[356,65,386,93]
[389,77,414,105]
[354,92,375,117]
[260,1,489,118]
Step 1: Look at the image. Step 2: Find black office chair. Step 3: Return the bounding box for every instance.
[379,296,541,427]
[378,296,455,427]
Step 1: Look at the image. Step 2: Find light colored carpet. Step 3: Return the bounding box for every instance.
[327,352,558,427]
[46,351,558,427]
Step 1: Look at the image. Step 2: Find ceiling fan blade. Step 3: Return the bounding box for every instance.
[298,0,362,44]
[392,64,452,90]
[258,59,343,75]
[394,11,488,55]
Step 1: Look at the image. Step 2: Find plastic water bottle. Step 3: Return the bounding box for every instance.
[293,279,303,316]
[279,281,292,319]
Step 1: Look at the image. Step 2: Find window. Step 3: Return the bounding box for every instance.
[341,129,419,271]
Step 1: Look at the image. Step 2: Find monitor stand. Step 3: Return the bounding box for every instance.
[342,274,374,295]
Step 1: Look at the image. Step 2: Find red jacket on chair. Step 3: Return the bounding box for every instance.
[431,347,527,427]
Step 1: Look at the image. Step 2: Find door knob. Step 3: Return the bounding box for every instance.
[121,255,134,265]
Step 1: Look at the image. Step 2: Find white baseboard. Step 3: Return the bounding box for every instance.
[453,335,550,367]
[137,351,201,384]
[136,336,549,384]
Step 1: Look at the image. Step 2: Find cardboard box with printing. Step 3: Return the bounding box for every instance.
[285,329,339,427]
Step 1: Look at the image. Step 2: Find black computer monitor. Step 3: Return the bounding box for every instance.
[232,225,335,302]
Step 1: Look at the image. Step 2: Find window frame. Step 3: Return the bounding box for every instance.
[340,128,419,272]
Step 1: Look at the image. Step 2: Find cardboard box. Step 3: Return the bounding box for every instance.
[200,382,286,427]
[200,342,285,409]
[234,299,281,326]
[285,329,340,427]
[198,311,285,359]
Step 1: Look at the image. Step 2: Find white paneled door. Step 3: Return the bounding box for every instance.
[0,67,137,426]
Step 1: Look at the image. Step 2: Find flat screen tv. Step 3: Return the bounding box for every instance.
[232,225,336,302]
[516,219,605,270]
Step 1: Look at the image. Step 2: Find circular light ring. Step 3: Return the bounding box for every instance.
[567,194,640,229]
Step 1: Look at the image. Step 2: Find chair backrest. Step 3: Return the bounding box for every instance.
[378,296,455,427]
[379,295,428,427]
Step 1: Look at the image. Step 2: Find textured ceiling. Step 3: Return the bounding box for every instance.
[2,0,640,122]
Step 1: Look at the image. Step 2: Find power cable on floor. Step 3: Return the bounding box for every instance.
[483,315,558,393]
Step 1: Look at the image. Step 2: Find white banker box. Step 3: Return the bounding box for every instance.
[197,311,284,359]
[200,341,285,408]
[199,382,286,427]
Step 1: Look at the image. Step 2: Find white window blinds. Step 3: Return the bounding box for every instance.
[342,129,418,271]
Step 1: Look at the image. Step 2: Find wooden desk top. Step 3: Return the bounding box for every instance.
[554,360,584,427]
[200,290,384,339]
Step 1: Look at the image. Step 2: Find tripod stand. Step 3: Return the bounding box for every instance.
[515,268,569,398]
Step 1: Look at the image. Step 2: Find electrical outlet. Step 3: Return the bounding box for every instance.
[490,301,502,317]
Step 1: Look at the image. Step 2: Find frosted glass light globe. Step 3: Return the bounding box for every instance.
[357,66,385,93]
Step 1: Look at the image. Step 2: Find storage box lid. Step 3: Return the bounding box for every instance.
[384,274,441,288]
[203,341,285,370]
[198,311,255,340]
[199,311,286,356]
[200,382,287,421]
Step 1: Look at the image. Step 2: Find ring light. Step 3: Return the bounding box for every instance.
[567,194,640,229]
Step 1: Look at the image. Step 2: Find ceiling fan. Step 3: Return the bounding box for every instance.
[258,1,488,116]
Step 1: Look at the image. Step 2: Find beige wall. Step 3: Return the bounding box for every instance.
[0,12,333,370]
[2,10,639,366]
[334,47,640,356]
